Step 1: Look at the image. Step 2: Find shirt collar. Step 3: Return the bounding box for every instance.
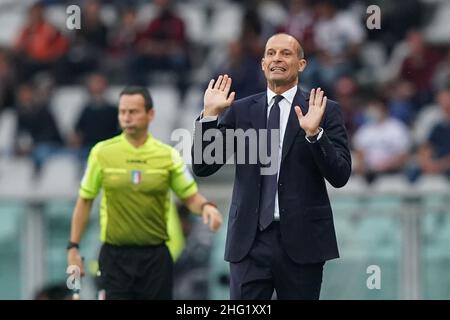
[267,85,298,106]
[120,132,153,150]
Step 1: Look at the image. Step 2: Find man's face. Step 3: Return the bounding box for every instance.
[118,94,154,137]
[261,34,306,88]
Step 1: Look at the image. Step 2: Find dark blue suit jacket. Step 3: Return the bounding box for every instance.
[192,88,351,264]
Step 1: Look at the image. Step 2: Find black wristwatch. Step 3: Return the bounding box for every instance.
[67,241,79,250]
[305,127,323,143]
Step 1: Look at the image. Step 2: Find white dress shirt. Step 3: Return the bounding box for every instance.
[267,85,297,220]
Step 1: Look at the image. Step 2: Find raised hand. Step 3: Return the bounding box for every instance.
[203,74,236,117]
[294,88,327,136]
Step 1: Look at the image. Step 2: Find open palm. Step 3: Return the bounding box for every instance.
[203,74,236,117]
[294,88,327,136]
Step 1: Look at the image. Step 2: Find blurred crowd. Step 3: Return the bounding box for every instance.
[0,0,449,182]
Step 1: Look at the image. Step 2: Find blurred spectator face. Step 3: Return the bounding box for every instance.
[118,94,154,137]
[365,100,388,124]
[155,0,171,11]
[395,80,415,99]
[335,76,357,97]
[290,0,308,13]
[228,41,243,62]
[261,34,305,87]
[34,72,55,105]
[16,84,35,110]
[122,8,137,28]
[87,74,107,98]
[28,3,44,26]
[84,0,101,20]
[406,30,425,55]
[316,1,336,20]
[437,90,450,118]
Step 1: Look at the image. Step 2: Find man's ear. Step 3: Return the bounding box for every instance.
[298,59,307,73]
[147,109,155,121]
[261,58,266,71]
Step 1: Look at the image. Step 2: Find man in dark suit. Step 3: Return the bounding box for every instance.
[192,33,351,299]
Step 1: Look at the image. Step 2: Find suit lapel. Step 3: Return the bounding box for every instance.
[250,93,267,131]
[281,88,309,163]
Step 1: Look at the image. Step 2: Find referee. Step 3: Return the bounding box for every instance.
[67,86,223,299]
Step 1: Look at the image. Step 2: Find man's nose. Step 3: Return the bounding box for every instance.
[122,113,131,121]
[273,52,283,61]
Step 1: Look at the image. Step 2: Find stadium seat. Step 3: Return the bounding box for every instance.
[44,5,66,32]
[34,155,80,199]
[424,1,450,44]
[0,157,34,198]
[135,3,157,26]
[207,2,242,45]
[330,175,368,196]
[0,110,17,157]
[147,85,179,144]
[50,86,87,138]
[176,3,207,45]
[372,174,411,193]
[412,105,443,145]
[0,7,25,46]
[414,175,449,194]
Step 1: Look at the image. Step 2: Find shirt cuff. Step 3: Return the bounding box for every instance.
[305,127,324,143]
[199,114,218,122]
[197,111,218,122]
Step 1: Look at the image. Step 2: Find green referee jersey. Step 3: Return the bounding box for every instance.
[79,133,197,246]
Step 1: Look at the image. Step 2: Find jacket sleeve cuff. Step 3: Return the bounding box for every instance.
[305,127,324,143]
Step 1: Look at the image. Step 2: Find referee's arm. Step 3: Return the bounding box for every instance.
[67,197,93,276]
[182,192,223,232]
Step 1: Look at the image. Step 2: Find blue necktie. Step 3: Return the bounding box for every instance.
[258,95,283,231]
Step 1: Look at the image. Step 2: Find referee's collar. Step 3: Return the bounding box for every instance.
[121,132,154,150]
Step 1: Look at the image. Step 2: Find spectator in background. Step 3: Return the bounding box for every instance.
[239,6,265,57]
[33,72,56,108]
[69,73,119,162]
[214,41,266,99]
[310,0,365,91]
[278,0,317,89]
[398,30,443,109]
[66,0,109,82]
[333,75,365,138]
[107,6,140,83]
[279,0,316,57]
[386,79,416,125]
[14,83,64,174]
[0,48,16,112]
[129,0,190,99]
[353,95,411,183]
[14,2,68,82]
[417,89,450,179]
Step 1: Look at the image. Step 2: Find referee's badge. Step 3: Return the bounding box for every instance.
[131,170,142,185]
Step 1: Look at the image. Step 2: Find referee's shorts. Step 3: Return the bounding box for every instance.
[97,242,173,300]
